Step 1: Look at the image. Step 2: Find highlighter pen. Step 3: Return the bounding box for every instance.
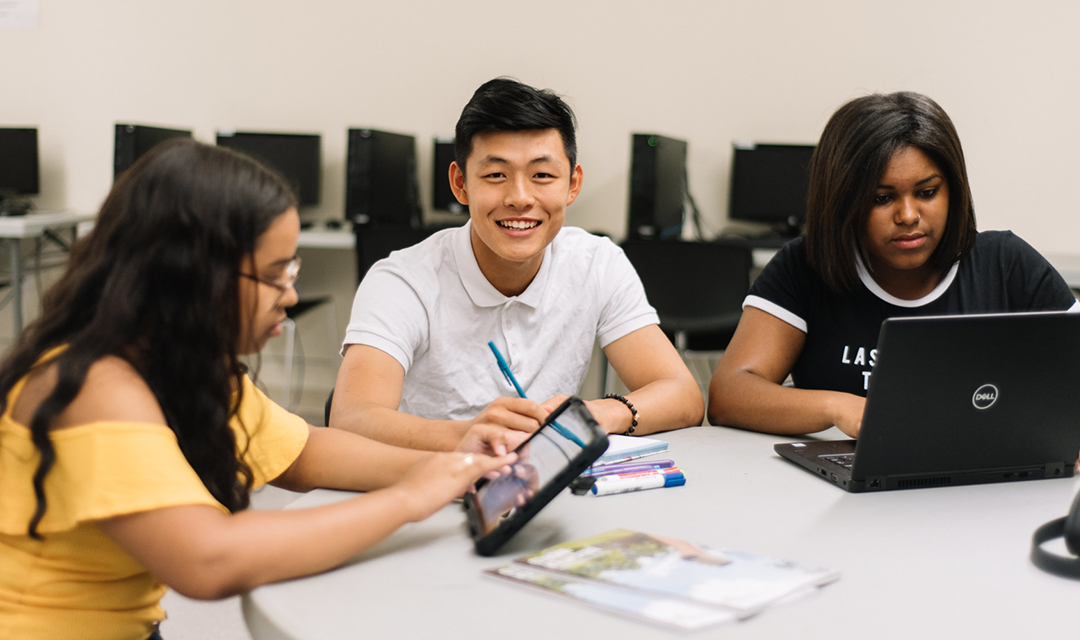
[487,341,587,449]
[591,470,686,496]
[583,460,676,478]
[593,467,683,483]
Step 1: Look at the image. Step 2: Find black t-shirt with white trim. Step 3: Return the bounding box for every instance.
[745,231,1077,396]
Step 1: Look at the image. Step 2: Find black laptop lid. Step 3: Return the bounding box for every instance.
[851,312,1080,481]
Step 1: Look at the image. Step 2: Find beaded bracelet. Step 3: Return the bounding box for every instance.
[604,393,639,435]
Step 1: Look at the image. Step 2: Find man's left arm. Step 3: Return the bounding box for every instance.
[566,325,704,435]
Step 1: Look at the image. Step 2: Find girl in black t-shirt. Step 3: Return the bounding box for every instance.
[707,92,1074,438]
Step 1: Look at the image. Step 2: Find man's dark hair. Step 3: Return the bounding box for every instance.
[805,91,977,294]
[454,77,577,172]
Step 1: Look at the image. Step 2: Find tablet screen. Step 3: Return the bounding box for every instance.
[465,397,608,555]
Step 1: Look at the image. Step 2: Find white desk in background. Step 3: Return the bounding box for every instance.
[292,233,1080,284]
[1045,254,1080,290]
[242,426,1080,640]
[0,217,346,336]
[297,225,354,250]
[0,211,96,333]
[296,227,779,269]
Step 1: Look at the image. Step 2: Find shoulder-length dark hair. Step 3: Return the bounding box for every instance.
[0,138,296,538]
[805,91,977,294]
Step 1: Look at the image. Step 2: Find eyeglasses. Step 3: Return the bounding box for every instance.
[240,256,302,303]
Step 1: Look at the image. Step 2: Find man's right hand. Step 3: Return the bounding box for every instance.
[462,396,547,440]
[455,397,545,479]
[456,422,531,479]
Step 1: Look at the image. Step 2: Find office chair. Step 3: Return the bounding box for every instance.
[620,238,753,351]
[280,294,338,410]
[324,387,334,427]
[617,238,752,400]
[354,225,442,284]
[316,225,450,424]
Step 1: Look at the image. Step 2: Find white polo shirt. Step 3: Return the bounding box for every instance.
[343,222,659,421]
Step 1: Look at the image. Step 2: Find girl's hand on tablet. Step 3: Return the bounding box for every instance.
[391,450,518,522]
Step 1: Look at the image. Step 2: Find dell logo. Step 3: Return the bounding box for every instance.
[972,384,999,410]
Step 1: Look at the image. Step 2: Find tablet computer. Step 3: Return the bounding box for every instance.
[463,397,608,556]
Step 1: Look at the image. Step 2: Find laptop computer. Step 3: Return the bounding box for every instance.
[774,311,1080,492]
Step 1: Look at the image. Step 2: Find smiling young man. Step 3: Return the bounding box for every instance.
[331,78,703,451]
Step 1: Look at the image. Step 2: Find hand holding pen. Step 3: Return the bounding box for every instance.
[488,341,587,449]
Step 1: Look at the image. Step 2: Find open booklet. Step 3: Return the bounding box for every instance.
[486,564,740,631]
[485,529,839,631]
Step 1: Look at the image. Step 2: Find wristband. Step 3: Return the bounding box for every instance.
[604,393,639,435]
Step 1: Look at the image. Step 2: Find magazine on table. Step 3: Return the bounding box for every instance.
[497,529,839,619]
[485,564,740,631]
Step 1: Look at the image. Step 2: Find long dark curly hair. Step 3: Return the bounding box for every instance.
[0,138,297,538]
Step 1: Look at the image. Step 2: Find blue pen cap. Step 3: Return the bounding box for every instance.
[664,472,686,488]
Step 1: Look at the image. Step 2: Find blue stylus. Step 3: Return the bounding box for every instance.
[487,341,586,449]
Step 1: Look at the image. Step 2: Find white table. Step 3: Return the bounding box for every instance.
[298,225,353,250]
[243,426,1080,639]
[1045,254,1080,290]
[0,211,96,332]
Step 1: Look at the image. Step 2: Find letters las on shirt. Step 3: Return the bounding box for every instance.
[840,345,877,390]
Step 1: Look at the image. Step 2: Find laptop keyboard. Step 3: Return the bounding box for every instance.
[820,453,855,469]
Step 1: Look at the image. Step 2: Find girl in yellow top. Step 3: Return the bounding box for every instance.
[0,139,519,640]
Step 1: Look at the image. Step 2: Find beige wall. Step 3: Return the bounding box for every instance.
[2,0,1079,253]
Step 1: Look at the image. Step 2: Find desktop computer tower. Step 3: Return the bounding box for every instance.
[346,129,421,229]
[627,133,688,239]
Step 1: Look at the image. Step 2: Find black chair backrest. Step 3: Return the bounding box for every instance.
[324,388,334,427]
[354,226,438,285]
[620,239,753,335]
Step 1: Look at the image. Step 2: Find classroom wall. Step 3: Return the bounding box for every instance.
[2,0,1079,254]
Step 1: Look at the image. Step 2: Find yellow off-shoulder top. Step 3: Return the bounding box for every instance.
[0,361,309,640]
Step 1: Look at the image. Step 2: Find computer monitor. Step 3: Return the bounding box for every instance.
[627,133,688,240]
[114,124,193,180]
[345,129,421,228]
[0,127,39,215]
[216,131,321,206]
[728,142,815,236]
[432,136,464,214]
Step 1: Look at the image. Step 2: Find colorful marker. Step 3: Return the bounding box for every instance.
[590,469,686,496]
[584,459,675,477]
